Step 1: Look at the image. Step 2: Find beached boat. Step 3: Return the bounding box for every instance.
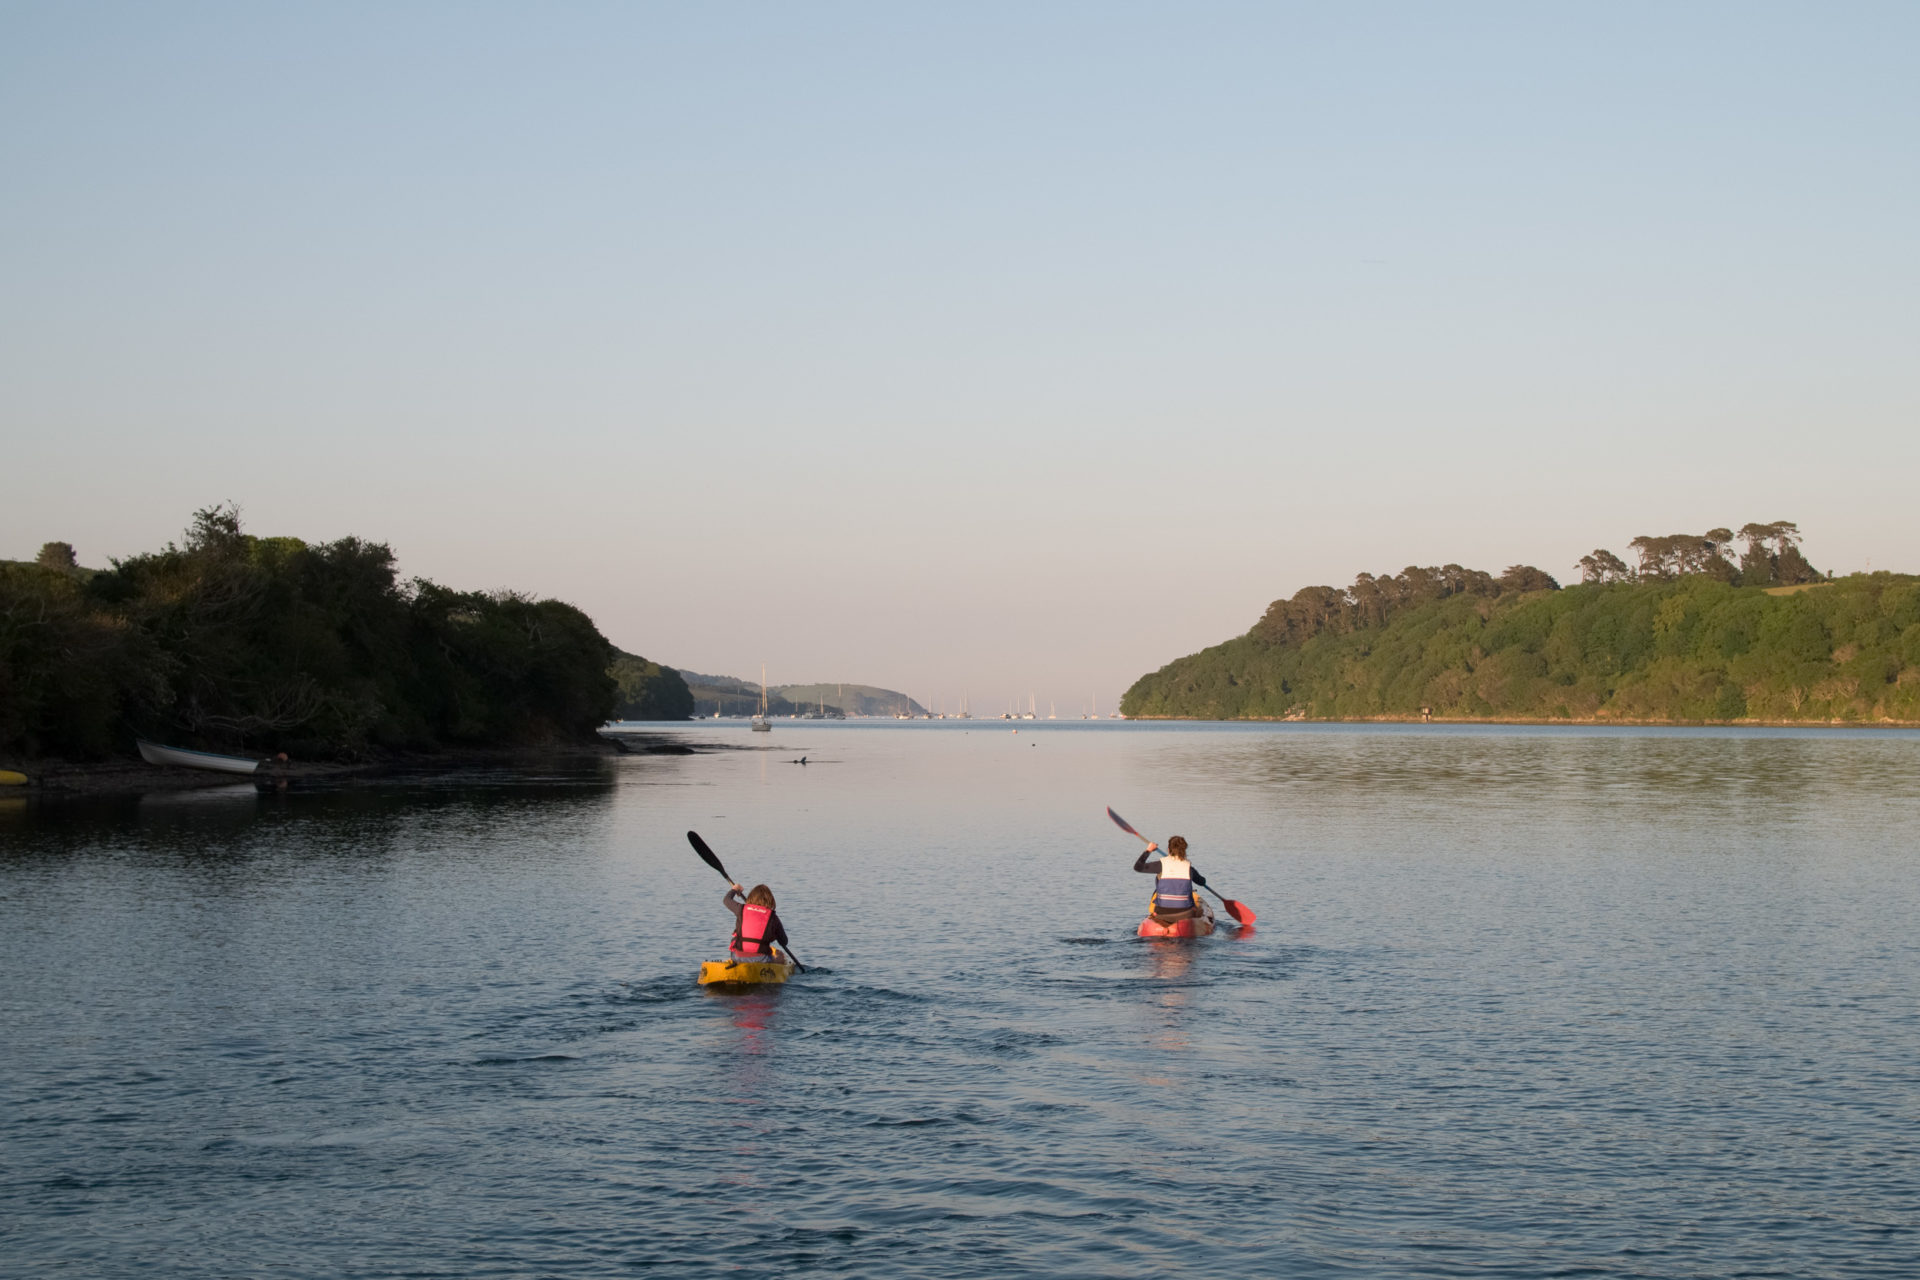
[136,740,262,775]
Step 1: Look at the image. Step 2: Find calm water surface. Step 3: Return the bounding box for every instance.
[3,723,1918,1277]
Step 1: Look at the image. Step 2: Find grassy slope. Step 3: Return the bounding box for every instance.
[1122,574,1920,723]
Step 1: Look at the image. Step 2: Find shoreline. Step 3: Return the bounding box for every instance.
[11,716,1912,797]
[0,730,786,798]
[1,740,630,798]
[1120,714,1920,728]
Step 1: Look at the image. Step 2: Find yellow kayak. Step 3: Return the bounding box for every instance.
[698,956,796,987]
[0,770,27,787]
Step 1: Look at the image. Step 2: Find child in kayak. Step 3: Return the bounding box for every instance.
[1134,836,1209,923]
[724,882,792,962]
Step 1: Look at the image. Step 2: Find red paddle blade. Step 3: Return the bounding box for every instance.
[1107,806,1144,839]
[1221,899,1256,925]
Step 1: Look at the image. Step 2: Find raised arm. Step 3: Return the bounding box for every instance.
[722,884,745,918]
[1132,848,1163,875]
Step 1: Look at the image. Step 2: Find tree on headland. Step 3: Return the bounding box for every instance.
[1738,521,1819,587]
[36,542,78,573]
[1580,522,1814,588]
[1499,565,1560,593]
[1577,549,1632,584]
[1702,529,1740,582]
[1627,532,1738,581]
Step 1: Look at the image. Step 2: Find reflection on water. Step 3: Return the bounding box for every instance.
[1143,939,1200,1053]
[2,724,1917,1278]
[713,991,783,1191]
[1164,724,1917,827]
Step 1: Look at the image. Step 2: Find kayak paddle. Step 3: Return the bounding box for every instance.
[687,829,734,882]
[686,830,808,971]
[1105,806,1257,926]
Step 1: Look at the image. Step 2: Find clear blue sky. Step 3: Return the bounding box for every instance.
[4,3,1916,712]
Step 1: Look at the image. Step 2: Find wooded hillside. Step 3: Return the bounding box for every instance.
[1123,524,1920,724]
[2,507,626,759]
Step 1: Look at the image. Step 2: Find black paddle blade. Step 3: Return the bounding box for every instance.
[686,830,731,882]
[1107,806,1145,840]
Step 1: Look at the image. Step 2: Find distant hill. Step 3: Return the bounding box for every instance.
[676,670,926,718]
[775,683,927,718]
[675,670,799,718]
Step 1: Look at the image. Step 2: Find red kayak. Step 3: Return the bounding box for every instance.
[1137,902,1216,938]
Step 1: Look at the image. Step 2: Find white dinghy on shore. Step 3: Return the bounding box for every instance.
[136,740,262,775]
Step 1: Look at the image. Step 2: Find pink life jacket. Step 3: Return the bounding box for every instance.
[732,902,776,958]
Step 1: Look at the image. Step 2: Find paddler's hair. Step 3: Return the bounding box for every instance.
[1166,836,1189,859]
[746,884,776,908]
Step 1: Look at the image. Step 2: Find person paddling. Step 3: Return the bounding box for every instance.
[1134,835,1209,923]
[724,882,793,963]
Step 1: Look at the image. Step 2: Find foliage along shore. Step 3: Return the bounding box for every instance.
[1,508,679,762]
[1122,523,1920,725]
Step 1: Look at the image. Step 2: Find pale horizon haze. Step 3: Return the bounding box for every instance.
[4,3,1917,712]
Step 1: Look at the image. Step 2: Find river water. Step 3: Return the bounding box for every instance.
[3,722,1917,1278]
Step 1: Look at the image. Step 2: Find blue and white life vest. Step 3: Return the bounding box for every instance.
[1153,856,1196,913]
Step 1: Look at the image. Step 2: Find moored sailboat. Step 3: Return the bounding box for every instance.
[752,664,772,732]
